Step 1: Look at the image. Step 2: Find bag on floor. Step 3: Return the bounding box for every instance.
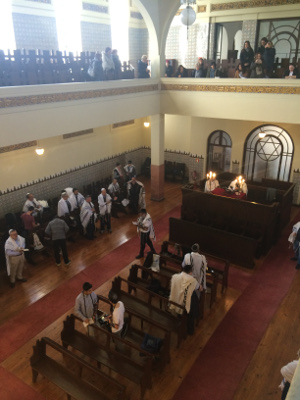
[141,333,162,354]
[150,253,160,272]
[33,233,44,251]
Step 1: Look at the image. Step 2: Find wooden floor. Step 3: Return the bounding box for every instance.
[1,179,299,400]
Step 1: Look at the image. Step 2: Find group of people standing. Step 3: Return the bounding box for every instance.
[88,47,122,81]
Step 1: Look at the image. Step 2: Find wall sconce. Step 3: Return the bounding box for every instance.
[35,147,45,155]
[258,127,266,139]
[144,118,150,128]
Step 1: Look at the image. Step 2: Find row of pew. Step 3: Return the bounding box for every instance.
[30,243,230,399]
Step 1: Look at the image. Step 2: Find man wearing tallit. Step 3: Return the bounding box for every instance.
[132,208,156,259]
[5,229,27,288]
[80,195,97,240]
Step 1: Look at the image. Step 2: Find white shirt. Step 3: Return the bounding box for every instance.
[111,301,125,333]
[69,192,85,209]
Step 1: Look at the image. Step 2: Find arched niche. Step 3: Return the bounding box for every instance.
[243,125,294,182]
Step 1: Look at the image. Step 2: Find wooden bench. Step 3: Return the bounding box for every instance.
[111,276,187,347]
[97,294,171,367]
[61,314,152,400]
[30,336,125,400]
[160,240,229,293]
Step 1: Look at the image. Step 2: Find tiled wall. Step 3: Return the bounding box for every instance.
[241,20,258,50]
[81,21,112,52]
[129,27,149,76]
[12,13,59,50]
[292,170,300,204]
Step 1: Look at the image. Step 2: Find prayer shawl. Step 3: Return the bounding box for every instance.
[169,272,197,314]
[98,193,112,215]
[113,166,123,180]
[69,192,85,209]
[127,180,146,209]
[57,198,73,217]
[136,213,156,240]
[64,187,73,197]
[288,221,300,244]
[5,235,25,276]
[23,198,43,213]
[80,200,97,231]
[204,179,220,193]
[183,252,207,290]
[108,182,120,197]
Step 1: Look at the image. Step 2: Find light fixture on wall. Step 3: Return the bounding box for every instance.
[180,0,197,27]
[258,127,266,139]
[144,118,150,128]
[35,146,45,155]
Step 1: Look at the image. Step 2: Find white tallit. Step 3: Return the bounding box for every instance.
[80,200,97,230]
[169,272,197,314]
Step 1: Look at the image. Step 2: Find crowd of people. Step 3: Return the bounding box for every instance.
[87,47,130,81]
[167,37,299,79]
[3,160,149,287]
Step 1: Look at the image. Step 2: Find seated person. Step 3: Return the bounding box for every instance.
[165,60,173,77]
[23,193,43,217]
[124,160,136,181]
[283,63,299,79]
[205,174,219,193]
[228,177,248,194]
[250,53,265,78]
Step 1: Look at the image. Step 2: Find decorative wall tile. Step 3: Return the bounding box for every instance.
[81,21,112,52]
[130,11,143,20]
[26,0,51,4]
[112,120,134,129]
[211,0,300,12]
[13,13,58,50]
[129,27,149,75]
[63,129,93,140]
[82,2,109,13]
[0,141,37,154]
[241,20,257,49]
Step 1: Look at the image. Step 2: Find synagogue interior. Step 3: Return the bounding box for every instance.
[1,1,300,399]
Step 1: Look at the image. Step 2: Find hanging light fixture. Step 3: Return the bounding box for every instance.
[180,0,197,26]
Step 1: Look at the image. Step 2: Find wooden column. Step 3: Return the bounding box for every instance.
[150,114,165,201]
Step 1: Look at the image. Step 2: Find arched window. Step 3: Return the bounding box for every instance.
[243,125,293,182]
[207,131,232,173]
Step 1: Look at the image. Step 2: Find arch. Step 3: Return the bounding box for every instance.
[133,0,181,76]
[206,130,232,173]
[243,125,294,182]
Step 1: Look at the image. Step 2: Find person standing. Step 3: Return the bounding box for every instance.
[80,195,97,240]
[5,229,27,288]
[112,49,122,80]
[102,47,115,80]
[45,216,71,267]
[182,243,207,295]
[127,176,146,214]
[107,290,125,337]
[57,192,74,218]
[124,160,136,181]
[132,208,156,259]
[98,188,112,233]
[69,188,84,210]
[138,55,150,78]
[279,350,299,400]
[74,282,99,335]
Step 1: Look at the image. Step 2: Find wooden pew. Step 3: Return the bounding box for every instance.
[111,276,187,347]
[128,264,207,322]
[97,294,171,367]
[160,240,230,293]
[30,336,125,400]
[61,314,152,400]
